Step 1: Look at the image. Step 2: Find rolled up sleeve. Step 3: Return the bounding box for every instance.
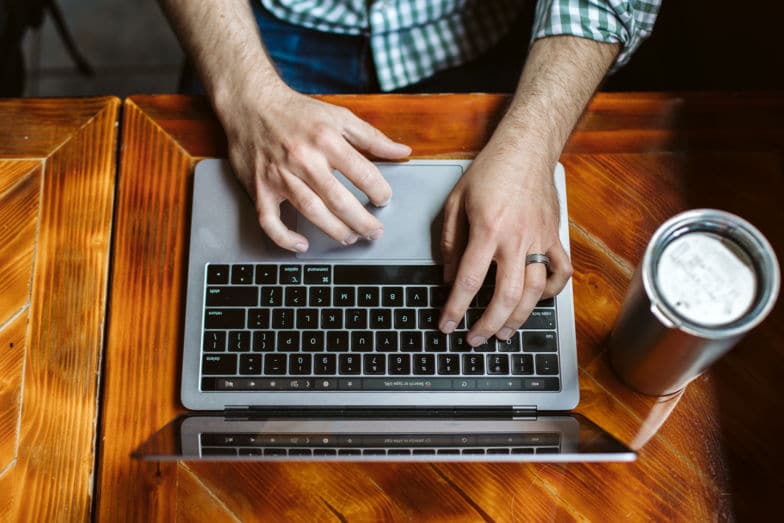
[532,0,661,68]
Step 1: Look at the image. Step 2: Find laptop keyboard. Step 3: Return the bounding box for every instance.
[200,263,560,392]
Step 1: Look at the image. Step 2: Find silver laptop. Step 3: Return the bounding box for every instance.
[134,159,633,462]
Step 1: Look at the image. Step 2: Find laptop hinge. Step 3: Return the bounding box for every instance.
[512,406,538,420]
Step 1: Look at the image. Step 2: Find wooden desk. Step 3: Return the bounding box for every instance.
[98,93,783,521]
[0,97,119,521]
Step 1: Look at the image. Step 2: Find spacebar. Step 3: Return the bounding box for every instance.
[202,377,559,391]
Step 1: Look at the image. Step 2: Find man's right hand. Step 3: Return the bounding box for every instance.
[220,84,411,253]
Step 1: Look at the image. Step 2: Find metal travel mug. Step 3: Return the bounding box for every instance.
[610,209,780,396]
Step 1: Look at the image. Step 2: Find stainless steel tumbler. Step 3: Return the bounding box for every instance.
[610,209,780,396]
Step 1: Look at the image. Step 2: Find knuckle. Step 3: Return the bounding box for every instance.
[311,124,336,151]
[498,285,524,307]
[295,194,321,215]
[457,273,483,293]
[440,236,457,254]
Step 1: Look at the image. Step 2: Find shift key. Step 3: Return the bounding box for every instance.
[205,308,245,329]
[206,286,257,306]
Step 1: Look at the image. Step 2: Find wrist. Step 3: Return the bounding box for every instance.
[212,67,290,129]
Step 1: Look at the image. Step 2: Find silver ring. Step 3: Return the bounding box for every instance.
[525,253,551,271]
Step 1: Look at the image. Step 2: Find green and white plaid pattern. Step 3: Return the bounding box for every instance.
[259,0,661,91]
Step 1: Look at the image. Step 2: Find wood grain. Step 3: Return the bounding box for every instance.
[0,313,27,478]
[100,93,784,521]
[0,97,119,522]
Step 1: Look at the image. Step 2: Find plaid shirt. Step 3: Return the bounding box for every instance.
[259,0,661,91]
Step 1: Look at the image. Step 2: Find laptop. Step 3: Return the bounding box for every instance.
[134,158,635,462]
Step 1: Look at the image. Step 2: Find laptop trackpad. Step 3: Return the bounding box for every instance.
[295,162,464,261]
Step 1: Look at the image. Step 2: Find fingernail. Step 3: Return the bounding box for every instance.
[442,320,456,334]
[368,228,384,241]
[294,242,308,253]
[379,197,391,207]
[498,327,514,340]
[469,335,486,346]
[342,234,359,246]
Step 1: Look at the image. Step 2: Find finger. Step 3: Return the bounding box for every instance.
[542,243,573,298]
[438,235,494,336]
[341,111,412,159]
[440,196,467,283]
[302,152,385,239]
[467,252,527,344]
[331,139,393,207]
[255,188,309,253]
[498,262,548,338]
[284,174,360,246]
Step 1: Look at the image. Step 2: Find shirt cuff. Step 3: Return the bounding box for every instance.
[531,0,660,70]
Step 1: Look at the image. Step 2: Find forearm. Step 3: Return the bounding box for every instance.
[159,0,284,115]
[492,36,620,174]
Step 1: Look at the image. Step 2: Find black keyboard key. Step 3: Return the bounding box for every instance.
[473,286,494,307]
[315,354,336,375]
[400,331,422,352]
[382,286,404,306]
[449,332,470,352]
[333,287,355,306]
[296,308,319,329]
[309,286,331,306]
[203,331,225,351]
[497,333,521,352]
[466,309,483,329]
[413,354,435,375]
[375,331,398,352]
[209,289,257,315]
[247,309,270,329]
[264,448,287,456]
[473,337,496,352]
[437,449,460,455]
[522,377,559,391]
[370,309,392,329]
[394,309,416,329]
[424,332,447,352]
[487,448,510,455]
[289,354,312,375]
[239,448,263,456]
[406,287,428,307]
[339,354,361,374]
[537,297,555,307]
[463,354,484,375]
[388,354,411,375]
[418,309,439,330]
[302,331,324,351]
[522,310,556,330]
[321,309,343,329]
[231,264,253,284]
[202,448,238,456]
[264,354,286,374]
[363,354,386,375]
[277,331,300,351]
[207,264,229,284]
[351,331,374,352]
[205,309,244,329]
[279,265,302,284]
[346,309,367,329]
[285,286,306,306]
[255,264,277,284]
[463,449,485,455]
[239,354,262,375]
[203,354,237,375]
[288,449,312,456]
[413,449,436,455]
[430,286,449,307]
[523,331,557,352]
[227,331,251,352]
[339,449,362,456]
[357,287,379,306]
[535,354,559,375]
[304,265,331,284]
[272,309,294,329]
[511,354,534,375]
[486,354,509,375]
[334,265,441,285]
[253,331,274,352]
[438,354,460,375]
[326,331,349,351]
[261,287,282,306]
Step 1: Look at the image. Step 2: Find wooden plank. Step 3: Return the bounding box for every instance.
[0,312,27,480]
[96,99,190,522]
[0,97,119,522]
[0,162,41,329]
